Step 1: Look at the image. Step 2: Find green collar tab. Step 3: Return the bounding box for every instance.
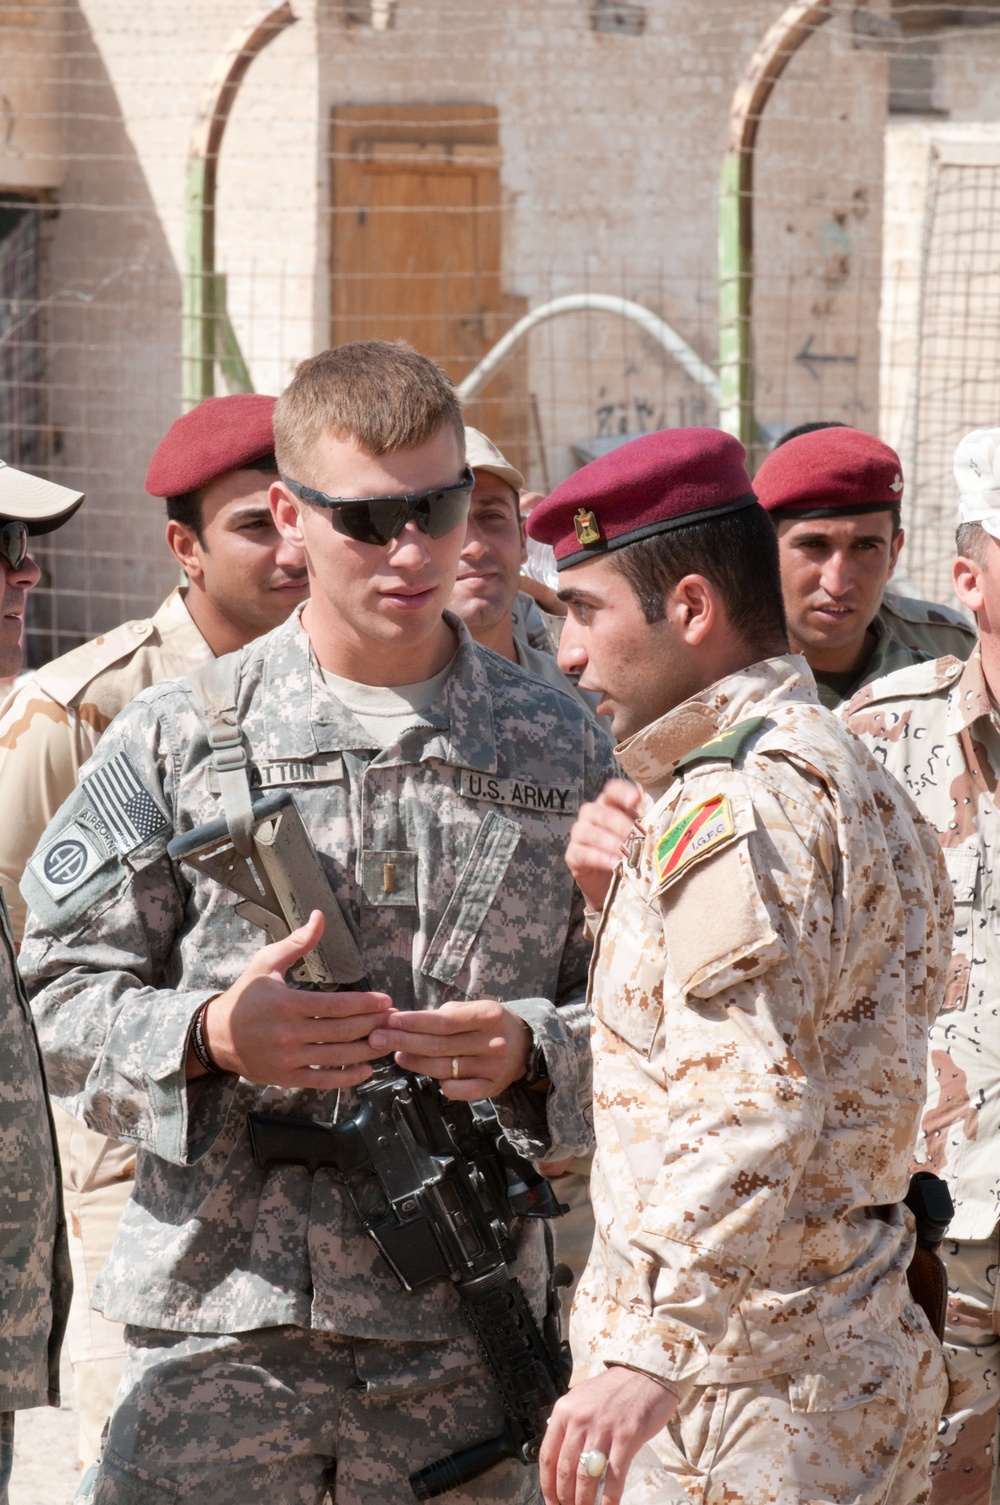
[674,715,766,772]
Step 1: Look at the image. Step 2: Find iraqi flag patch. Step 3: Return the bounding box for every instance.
[654,793,737,890]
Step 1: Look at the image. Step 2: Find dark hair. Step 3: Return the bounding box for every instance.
[771,503,902,540]
[165,490,204,543]
[609,503,788,649]
[165,453,279,546]
[773,420,848,448]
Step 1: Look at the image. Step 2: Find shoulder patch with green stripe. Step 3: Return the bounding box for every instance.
[655,792,738,889]
[673,715,766,772]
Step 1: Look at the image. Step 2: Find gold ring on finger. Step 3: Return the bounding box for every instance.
[451,1055,460,1080]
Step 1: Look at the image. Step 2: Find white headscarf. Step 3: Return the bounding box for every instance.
[955,428,1000,540]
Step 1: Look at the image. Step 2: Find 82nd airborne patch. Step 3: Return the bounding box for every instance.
[29,819,113,901]
[655,793,736,890]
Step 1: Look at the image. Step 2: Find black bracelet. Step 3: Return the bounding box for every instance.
[190,1000,223,1075]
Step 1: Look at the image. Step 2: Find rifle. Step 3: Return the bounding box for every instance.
[168,790,570,1499]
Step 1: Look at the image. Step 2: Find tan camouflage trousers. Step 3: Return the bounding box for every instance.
[90,1323,542,1505]
[930,1230,1000,1505]
[54,1106,133,1471]
[620,1309,946,1505]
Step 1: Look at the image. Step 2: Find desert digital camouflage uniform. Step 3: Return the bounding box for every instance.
[848,647,1000,1505]
[0,892,71,1501]
[812,589,974,712]
[573,654,951,1505]
[20,606,616,1505]
[0,584,212,1468]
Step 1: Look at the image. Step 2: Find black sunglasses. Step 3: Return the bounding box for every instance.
[0,521,28,571]
[281,467,474,546]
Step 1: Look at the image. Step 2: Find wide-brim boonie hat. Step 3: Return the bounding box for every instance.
[0,459,84,534]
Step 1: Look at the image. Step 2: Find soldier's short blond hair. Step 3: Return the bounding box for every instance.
[274,341,464,480]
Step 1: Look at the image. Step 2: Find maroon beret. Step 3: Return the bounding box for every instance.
[145,393,277,498]
[526,428,757,570]
[754,427,903,518]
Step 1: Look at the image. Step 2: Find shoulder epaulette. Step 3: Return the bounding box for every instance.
[33,616,157,708]
[852,653,964,708]
[674,714,766,771]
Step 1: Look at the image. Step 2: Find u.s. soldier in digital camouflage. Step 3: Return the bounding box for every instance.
[0,457,80,1504]
[527,428,951,1505]
[447,425,605,1323]
[20,341,617,1505]
[0,391,308,1473]
[847,427,1000,1505]
[754,425,975,712]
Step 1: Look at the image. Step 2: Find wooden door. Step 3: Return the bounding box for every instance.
[330,104,528,474]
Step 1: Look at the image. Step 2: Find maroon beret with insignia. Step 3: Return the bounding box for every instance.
[525,427,757,571]
[754,427,904,518]
[145,393,277,498]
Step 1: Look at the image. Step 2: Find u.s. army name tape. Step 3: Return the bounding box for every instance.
[459,770,579,813]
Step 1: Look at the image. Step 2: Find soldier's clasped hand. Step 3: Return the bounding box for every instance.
[189,909,392,1088]
[565,778,642,911]
[369,998,533,1101]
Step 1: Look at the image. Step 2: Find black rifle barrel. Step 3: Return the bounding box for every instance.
[410,1434,515,1500]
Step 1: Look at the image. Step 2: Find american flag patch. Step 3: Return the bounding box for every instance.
[83,751,167,854]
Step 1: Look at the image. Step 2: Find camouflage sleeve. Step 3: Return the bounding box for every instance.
[587,770,834,1388]
[0,680,99,944]
[18,699,226,1166]
[492,725,619,1161]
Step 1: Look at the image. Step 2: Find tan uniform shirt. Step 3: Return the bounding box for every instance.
[847,647,1000,1241]
[0,589,213,941]
[572,656,951,1400]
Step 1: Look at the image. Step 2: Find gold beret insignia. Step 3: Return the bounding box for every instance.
[574,507,602,547]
